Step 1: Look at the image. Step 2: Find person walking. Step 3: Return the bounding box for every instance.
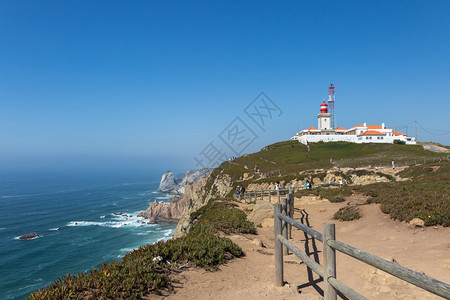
[392,160,395,169]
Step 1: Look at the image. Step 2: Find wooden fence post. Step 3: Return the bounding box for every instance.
[277,190,280,204]
[282,198,289,255]
[323,223,337,300]
[288,188,294,239]
[274,204,284,287]
[269,189,271,203]
[261,189,263,201]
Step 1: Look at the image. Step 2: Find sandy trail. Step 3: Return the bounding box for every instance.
[147,199,450,300]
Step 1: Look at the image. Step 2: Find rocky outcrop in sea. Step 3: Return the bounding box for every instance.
[139,168,214,223]
[156,168,214,195]
[19,232,39,240]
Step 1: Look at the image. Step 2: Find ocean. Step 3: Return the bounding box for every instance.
[0,170,176,299]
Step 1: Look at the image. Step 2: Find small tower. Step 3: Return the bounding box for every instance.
[318,100,331,130]
[328,83,335,129]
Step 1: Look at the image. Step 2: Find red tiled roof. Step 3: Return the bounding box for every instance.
[335,126,347,130]
[351,124,365,128]
[304,126,318,130]
[357,130,386,137]
[367,125,382,129]
[393,131,406,136]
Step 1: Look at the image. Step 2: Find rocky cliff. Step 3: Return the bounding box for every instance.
[173,173,233,238]
[139,168,215,224]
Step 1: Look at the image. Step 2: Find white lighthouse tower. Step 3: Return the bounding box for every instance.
[318,100,331,130]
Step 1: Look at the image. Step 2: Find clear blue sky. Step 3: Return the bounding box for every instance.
[1,0,449,173]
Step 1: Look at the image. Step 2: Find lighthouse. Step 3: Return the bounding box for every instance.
[318,100,331,130]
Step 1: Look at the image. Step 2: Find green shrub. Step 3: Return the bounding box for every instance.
[127,234,243,271]
[375,172,396,181]
[190,201,256,235]
[333,206,362,221]
[319,188,352,203]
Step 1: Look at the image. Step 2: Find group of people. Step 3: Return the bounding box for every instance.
[228,157,237,163]
[235,185,246,196]
[327,178,347,187]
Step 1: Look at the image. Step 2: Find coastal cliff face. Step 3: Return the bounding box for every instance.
[174,173,233,238]
[139,168,215,224]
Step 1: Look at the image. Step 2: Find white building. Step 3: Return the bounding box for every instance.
[292,101,416,145]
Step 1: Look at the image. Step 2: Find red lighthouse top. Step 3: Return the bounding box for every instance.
[320,100,328,113]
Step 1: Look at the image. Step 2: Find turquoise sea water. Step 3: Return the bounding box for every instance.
[0,170,176,299]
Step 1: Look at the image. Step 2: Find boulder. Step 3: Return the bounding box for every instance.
[138,200,181,223]
[157,171,178,193]
[20,232,39,240]
[251,238,265,247]
[248,200,274,227]
[409,218,425,227]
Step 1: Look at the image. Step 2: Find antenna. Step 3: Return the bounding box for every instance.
[327,83,335,129]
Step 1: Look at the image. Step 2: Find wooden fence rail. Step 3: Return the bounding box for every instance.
[274,202,450,300]
[239,188,291,203]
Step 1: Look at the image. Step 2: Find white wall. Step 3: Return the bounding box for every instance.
[294,134,416,145]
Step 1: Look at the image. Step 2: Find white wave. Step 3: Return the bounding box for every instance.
[49,228,59,231]
[67,211,151,229]
[14,235,40,240]
[120,247,138,253]
[99,215,105,219]
[163,229,174,237]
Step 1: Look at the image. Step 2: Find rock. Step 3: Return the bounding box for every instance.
[248,200,273,227]
[409,218,425,227]
[180,168,214,186]
[251,238,265,247]
[261,218,274,228]
[20,232,39,240]
[174,174,232,238]
[138,200,180,223]
[157,171,179,193]
[147,217,156,224]
[157,169,214,195]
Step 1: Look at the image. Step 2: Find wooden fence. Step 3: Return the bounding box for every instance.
[238,188,291,204]
[273,201,450,299]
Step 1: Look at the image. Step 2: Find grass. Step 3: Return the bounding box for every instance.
[214,141,440,184]
[28,199,255,299]
[295,187,352,203]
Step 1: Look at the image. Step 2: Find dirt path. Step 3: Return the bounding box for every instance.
[146,199,450,300]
